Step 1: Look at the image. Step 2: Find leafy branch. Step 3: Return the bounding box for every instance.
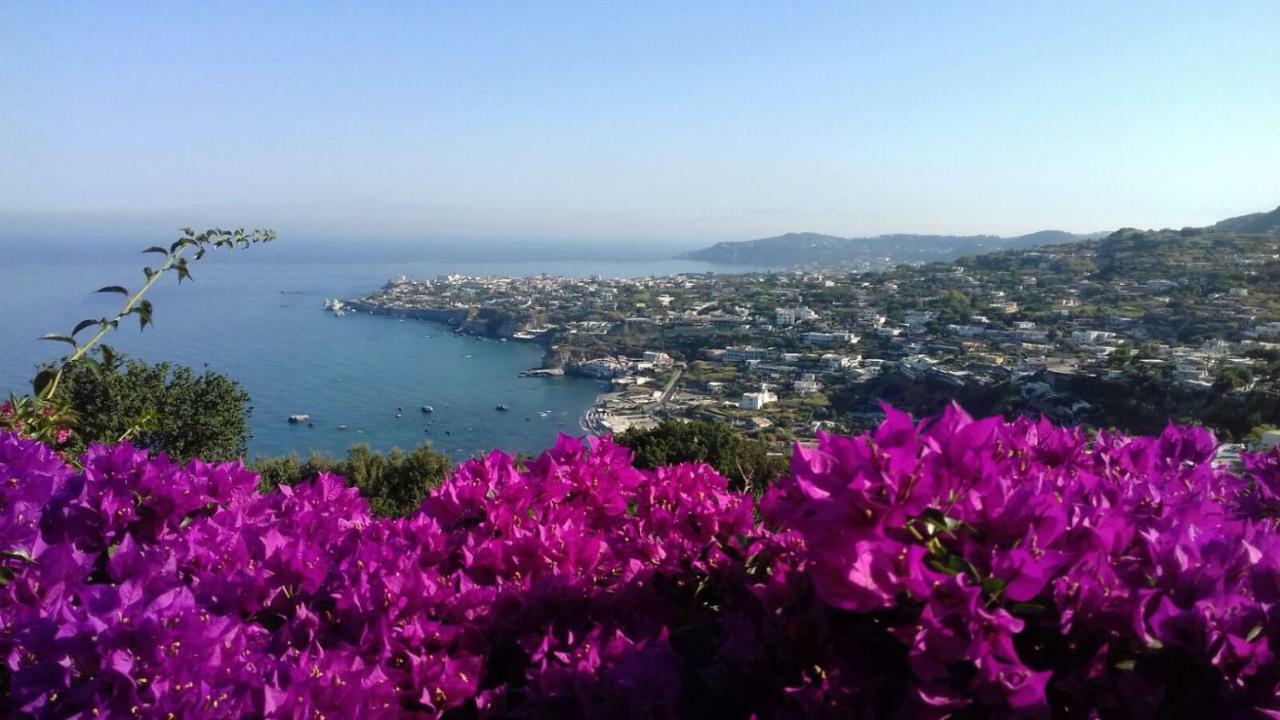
[34,227,275,400]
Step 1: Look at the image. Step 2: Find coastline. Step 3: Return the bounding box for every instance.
[342,300,566,370]
[329,302,617,444]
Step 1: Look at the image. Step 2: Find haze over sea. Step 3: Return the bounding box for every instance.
[0,237,745,460]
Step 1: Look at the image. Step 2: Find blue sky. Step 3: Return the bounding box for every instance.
[2,1,1277,244]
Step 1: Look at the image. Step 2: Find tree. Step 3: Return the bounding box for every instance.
[1214,366,1252,392]
[616,419,789,493]
[252,442,453,516]
[57,353,252,462]
[2,227,273,450]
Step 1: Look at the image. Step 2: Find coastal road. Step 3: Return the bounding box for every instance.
[658,364,685,406]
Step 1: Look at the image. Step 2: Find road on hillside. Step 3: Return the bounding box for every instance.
[659,364,685,406]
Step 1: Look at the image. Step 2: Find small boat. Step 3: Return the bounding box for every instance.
[421,405,434,413]
[495,404,509,412]
[337,424,349,430]
[395,413,402,418]
[288,414,310,424]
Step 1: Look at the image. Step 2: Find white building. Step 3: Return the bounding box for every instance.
[574,357,627,378]
[740,387,777,410]
[794,373,821,395]
[642,351,674,367]
[775,306,819,326]
[1071,330,1118,344]
[723,346,771,362]
[804,331,859,347]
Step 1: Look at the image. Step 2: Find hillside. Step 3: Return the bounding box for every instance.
[1214,204,1280,235]
[679,229,1099,268]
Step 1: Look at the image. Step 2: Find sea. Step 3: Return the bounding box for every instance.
[0,237,752,461]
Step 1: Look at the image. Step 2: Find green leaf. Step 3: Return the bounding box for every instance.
[980,576,1006,598]
[143,267,155,280]
[72,318,101,336]
[96,285,129,295]
[134,298,154,330]
[79,355,102,379]
[1115,659,1137,671]
[99,345,118,369]
[135,300,154,330]
[39,333,77,347]
[1247,624,1264,642]
[32,369,57,396]
[143,246,168,256]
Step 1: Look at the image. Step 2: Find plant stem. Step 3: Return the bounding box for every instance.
[40,249,183,400]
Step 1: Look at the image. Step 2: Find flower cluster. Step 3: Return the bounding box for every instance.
[763,405,1280,717]
[0,396,74,447]
[3,405,1280,718]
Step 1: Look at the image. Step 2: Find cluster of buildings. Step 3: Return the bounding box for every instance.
[346,230,1280,445]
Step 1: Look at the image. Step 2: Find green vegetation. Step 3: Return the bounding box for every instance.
[3,227,274,448]
[616,418,789,493]
[252,443,454,516]
[57,353,252,462]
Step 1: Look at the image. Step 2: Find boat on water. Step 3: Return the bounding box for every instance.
[288,414,310,424]
[322,298,349,316]
[421,405,434,413]
[495,404,510,412]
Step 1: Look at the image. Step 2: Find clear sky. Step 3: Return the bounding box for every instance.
[2,1,1278,244]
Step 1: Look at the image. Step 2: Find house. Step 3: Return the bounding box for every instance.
[1071,330,1117,344]
[775,306,818,326]
[740,386,777,410]
[723,346,771,363]
[804,331,858,347]
[794,374,821,395]
[642,351,674,367]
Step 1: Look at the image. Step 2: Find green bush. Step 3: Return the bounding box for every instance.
[252,442,453,516]
[58,354,251,462]
[616,419,789,494]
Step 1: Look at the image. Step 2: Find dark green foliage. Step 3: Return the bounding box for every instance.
[57,352,252,462]
[616,419,789,493]
[252,443,453,516]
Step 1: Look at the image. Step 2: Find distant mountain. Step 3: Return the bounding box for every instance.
[1214,205,1280,235]
[679,229,1100,268]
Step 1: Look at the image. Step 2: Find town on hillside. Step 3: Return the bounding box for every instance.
[340,226,1280,460]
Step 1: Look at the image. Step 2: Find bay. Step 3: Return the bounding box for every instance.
[0,242,745,461]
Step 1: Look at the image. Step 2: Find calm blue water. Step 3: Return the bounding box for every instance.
[0,242,747,460]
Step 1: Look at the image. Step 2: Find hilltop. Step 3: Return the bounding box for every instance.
[681,201,1280,269]
[678,229,1100,268]
[1214,204,1280,235]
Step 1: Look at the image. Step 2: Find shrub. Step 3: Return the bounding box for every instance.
[252,442,453,516]
[616,418,789,493]
[57,354,252,462]
[3,407,1280,717]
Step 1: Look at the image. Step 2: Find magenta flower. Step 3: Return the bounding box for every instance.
[2,406,1279,717]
